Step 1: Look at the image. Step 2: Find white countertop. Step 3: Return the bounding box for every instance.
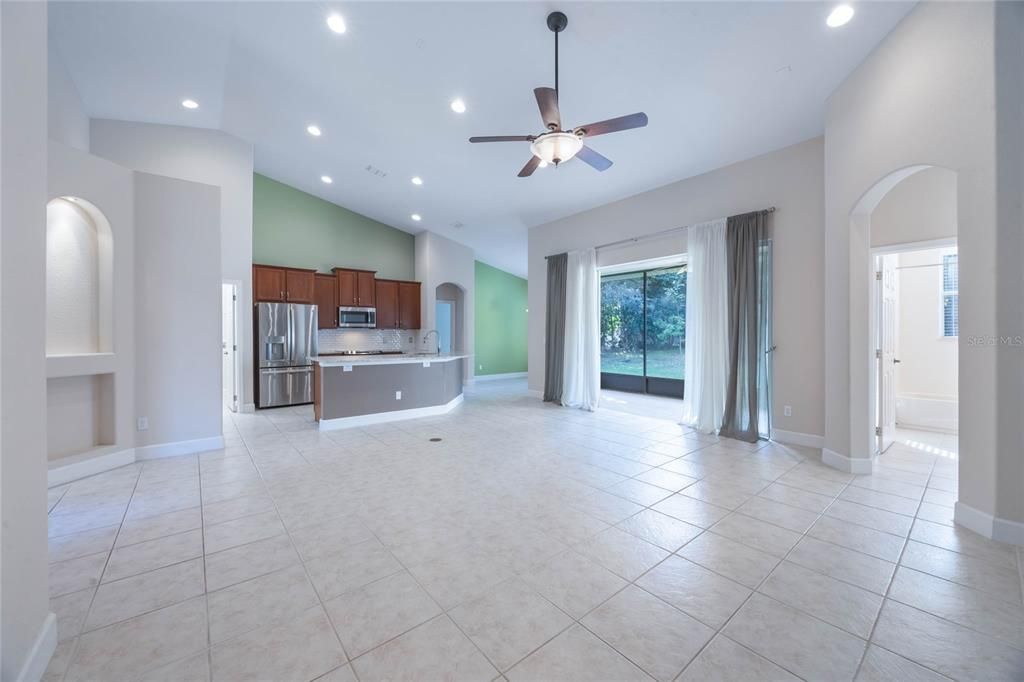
[315,352,471,367]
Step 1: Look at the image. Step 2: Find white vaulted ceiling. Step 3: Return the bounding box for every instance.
[50,1,914,276]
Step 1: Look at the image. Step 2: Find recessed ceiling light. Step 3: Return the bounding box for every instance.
[181,99,199,109]
[450,98,466,114]
[411,213,422,222]
[307,125,322,137]
[326,13,346,34]
[321,175,333,184]
[826,4,854,28]
[411,176,423,186]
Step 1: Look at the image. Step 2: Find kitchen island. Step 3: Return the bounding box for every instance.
[313,353,470,429]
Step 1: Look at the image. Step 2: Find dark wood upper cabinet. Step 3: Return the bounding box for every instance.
[335,269,357,307]
[314,274,338,328]
[356,271,376,307]
[253,265,286,302]
[333,268,377,308]
[375,280,400,329]
[285,269,315,303]
[398,281,421,330]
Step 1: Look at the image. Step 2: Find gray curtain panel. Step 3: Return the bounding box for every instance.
[720,211,767,442]
[544,253,568,403]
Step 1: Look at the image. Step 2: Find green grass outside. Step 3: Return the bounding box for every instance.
[601,348,684,380]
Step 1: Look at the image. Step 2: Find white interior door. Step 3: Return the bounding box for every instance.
[222,283,238,411]
[878,255,898,453]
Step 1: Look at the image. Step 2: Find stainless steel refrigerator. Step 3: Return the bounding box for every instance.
[256,302,318,408]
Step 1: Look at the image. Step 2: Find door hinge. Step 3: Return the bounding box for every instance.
[875,426,882,436]
[232,294,237,302]
[875,349,882,359]
[875,271,883,281]
[233,345,238,351]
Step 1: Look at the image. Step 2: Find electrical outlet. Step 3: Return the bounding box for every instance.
[395,391,402,400]
[137,416,149,431]
[783,405,792,417]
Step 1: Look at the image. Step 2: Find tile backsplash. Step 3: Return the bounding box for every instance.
[317,328,421,354]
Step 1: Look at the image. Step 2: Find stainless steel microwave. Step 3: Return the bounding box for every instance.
[338,306,376,328]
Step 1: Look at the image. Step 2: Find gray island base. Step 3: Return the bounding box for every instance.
[313,354,468,430]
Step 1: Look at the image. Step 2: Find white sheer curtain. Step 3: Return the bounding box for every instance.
[682,218,729,433]
[562,248,601,411]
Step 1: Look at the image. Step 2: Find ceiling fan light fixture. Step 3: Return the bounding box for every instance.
[530,132,582,166]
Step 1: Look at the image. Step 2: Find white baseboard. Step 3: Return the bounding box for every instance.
[822,447,875,475]
[135,435,225,461]
[16,612,56,682]
[771,429,824,449]
[319,394,464,431]
[473,372,528,382]
[527,389,544,399]
[48,448,135,488]
[49,435,225,487]
[954,501,1024,546]
[241,402,256,414]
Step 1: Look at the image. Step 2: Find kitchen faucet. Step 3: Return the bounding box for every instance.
[421,330,440,354]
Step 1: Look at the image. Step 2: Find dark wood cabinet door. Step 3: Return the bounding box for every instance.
[253,265,286,302]
[285,269,315,303]
[375,280,399,329]
[356,271,376,307]
[335,269,357,306]
[398,282,421,330]
[314,274,337,329]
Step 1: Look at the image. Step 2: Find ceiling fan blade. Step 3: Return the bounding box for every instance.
[534,87,561,130]
[517,156,542,178]
[576,145,613,171]
[469,135,535,143]
[574,112,648,138]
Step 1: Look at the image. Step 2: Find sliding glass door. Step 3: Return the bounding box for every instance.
[600,265,686,398]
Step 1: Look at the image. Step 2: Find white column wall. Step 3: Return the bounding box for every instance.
[1,2,55,679]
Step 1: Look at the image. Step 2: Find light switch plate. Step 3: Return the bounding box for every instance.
[395,391,402,400]
[137,417,149,431]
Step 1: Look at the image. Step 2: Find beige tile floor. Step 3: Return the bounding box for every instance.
[43,380,1023,681]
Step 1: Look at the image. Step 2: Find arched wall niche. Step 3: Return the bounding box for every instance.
[45,196,114,355]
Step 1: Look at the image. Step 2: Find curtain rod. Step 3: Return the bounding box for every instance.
[544,207,775,258]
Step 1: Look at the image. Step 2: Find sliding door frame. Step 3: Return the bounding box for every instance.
[600,267,685,399]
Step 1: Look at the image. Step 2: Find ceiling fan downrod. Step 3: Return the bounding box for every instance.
[547,11,568,125]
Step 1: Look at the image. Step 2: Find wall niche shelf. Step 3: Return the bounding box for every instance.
[47,352,116,379]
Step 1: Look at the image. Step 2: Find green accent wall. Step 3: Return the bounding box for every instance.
[252,173,415,278]
[474,260,528,376]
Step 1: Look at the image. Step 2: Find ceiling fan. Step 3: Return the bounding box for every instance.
[469,11,649,177]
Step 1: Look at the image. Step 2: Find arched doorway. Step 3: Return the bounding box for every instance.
[843,165,959,473]
[435,282,465,355]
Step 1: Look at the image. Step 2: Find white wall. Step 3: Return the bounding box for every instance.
[823,1,1024,540]
[870,167,957,248]
[134,172,222,448]
[528,138,825,440]
[896,248,958,400]
[47,42,89,151]
[1,2,55,679]
[89,120,256,409]
[415,231,475,381]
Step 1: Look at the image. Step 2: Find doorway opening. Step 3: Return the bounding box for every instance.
[873,240,958,455]
[222,281,240,412]
[599,263,686,398]
[436,300,454,354]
